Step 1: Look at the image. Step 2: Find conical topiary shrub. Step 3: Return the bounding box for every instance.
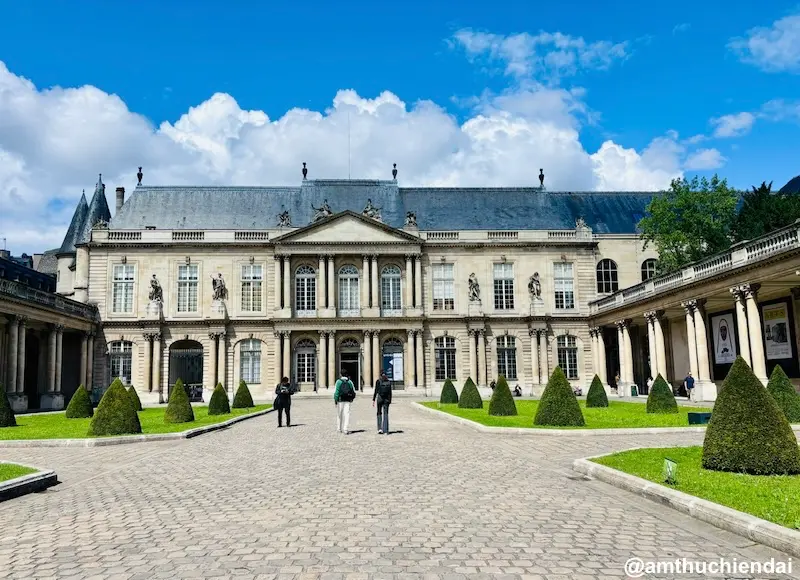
[767,364,800,423]
[232,379,254,409]
[439,379,459,404]
[646,375,678,413]
[488,375,518,416]
[127,386,143,412]
[65,385,93,418]
[174,378,187,399]
[88,378,142,436]
[458,377,483,409]
[703,356,800,475]
[0,388,16,427]
[208,383,231,415]
[586,375,608,408]
[164,379,195,424]
[534,366,584,426]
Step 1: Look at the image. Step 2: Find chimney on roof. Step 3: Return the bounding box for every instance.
[116,187,125,215]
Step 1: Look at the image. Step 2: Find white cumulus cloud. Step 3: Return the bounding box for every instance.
[684,148,726,170]
[729,13,800,73]
[710,112,756,138]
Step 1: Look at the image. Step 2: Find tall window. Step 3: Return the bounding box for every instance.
[177,264,199,312]
[109,341,133,385]
[434,336,457,381]
[295,339,317,383]
[432,263,455,310]
[554,262,575,310]
[557,335,579,379]
[496,335,517,380]
[381,265,402,313]
[493,263,515,310]
[241,264,263,312]
[338,265,360,316]
[112,264,135,314]
[641,259,657,281]
[295,265,316,314]
[596,259,619,294]
[240,339,261,383]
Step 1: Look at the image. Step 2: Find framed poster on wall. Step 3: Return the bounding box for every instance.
[710,312,737,365]
[763,302,793,361]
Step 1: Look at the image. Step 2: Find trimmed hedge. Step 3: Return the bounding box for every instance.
[488,375,518,416]
[0,388,16,427]
[65,385,93,418]
[88,378,142,436]
[232,380,255,409]
[208,383,231,415]
[164,379,195,424]
[646,375,678,414]
[440,379,459,404]
[586,375,608,408]
[534,366,585,426]
[174,378,188,399]
[458,377,483,409]
[767,364,800,423]
[702,356,800,475]
[127,386,143,412]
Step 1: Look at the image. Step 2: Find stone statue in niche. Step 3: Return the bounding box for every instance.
[211,273,228,301]
[468,273,480,302]
[362,198,382,220]
[277,210,292,227]
[405,211,417,227]
[311,199,333,222]
[528,272,542,301]
[149,274,163,303]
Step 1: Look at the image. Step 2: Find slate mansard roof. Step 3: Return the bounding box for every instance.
[109,180,659,234]
[57,175,112,255]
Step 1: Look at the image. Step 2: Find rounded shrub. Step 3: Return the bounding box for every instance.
[232,380,254,409]
[127,386,143,412]
[208,383,231,416]
[766,364,800,423]
[646,375,678,414]
[0,388,17,427]
[488,375,518,416]
[439,379,459,404]
[88,378,142,436]
[585,375,608,408]
[534,366,584,426]
[164,379,195,424]
[702,356,800,475]
[65,385,93,418]
[458,377,483,409]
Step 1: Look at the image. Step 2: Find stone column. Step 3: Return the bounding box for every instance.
[692,301,711,382]
[208,332,219,387]
[87,333,95,390]
[273,255,282,309]
[370,255,379,309]
[16,317,27,394]
[318,255,326,310]
[144,334,154,392]
[282,332,291,383]
[743,284,768,383]
[218,331,228,391]
[616,321,626,389]
[5,317,17,395]
[622,322,634,387]
[529,329,539,390]
[55,325,63,393]
[372,331,380,386]
[363,331,372,391]
[48,326,57,392]
[589,329,599,378]
[414,255,422,308]
[415,331,424,389]
[318,331,328,389]
[477,330,487,387]
[404,255,414,310]
[327,255,335,311]
[361,255,370,312]
[682,302,699,380]
[539,331,549,384]
[654,314,668,380]
[644,311,658,380]
[469,329,478,383]
[152,333,162,402]
[404,331,413,387]
[282,256,291,312]
[273,332,283,386]
[79,331,88,388]
[327,331,336,388]
[596,327,608,385]
[730,286,752,367]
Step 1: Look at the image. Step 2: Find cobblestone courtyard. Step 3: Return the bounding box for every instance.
[1,399,798,579]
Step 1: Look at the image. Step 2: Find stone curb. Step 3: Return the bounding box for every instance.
[413,402,800,436]
[0,408,274,448]
[0,462,57,502]
[572,454,800,559]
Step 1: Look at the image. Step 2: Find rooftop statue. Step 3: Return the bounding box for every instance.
[311,199,333,222]
[362,198,382,221]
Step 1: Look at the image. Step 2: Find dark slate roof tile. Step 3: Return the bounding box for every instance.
[58,192,89,254]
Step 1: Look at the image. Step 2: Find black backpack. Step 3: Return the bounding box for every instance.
[376,379,392,400]
[339,380,355,402]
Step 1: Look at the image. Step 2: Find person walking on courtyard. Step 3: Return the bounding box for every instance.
[684,371,695,401]
[334,370,356,434]
[275,376,293,427]
[373,371,393,434]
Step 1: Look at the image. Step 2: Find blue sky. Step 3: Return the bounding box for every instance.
[1,0,800,252]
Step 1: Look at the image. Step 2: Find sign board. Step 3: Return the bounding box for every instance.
[763,303,793,360]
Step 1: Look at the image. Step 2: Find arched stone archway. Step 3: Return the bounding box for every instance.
[169,339,204,402]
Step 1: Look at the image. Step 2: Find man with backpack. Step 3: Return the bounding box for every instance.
[373,371,392,434]
[334,369,356,434]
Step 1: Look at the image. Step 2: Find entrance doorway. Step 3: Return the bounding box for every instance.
[169,340,204,402]
[338,337,362,390]
[382,337,404,390]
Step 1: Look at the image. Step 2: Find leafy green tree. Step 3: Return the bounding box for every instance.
[731,181,800,242]
[127,386,143,412]
[439,379,459,404]
[766,364,800,423]
[164,380,195,424]
[488,376,518,416]
[65,385,93,418]
[646,375,678,414]
[638,175,738,273]
[458,377,483,409]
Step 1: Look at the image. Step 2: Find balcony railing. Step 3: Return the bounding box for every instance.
[590,222,800,315]
[0,279,98,320]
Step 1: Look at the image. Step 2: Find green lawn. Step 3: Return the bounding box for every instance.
[422,400,714,429]
[0,405,271,440]
[0,463,37,483]
[593,447,800,530]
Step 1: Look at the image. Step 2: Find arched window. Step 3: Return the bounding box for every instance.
[434,336,456,381]
[596,259,619,294]
[295,265,316,315]
[295,338,316,383]
[496,335,517,380]
[641,259,657,282]
[240,339,261,384]
[557,335,579,380]
[340,338,360,349]
[381,265,402,314]
[338,265,360,316]
[109,341,133,385]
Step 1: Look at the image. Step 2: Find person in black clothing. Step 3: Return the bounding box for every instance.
[275,376,293,427]
[373,371,393,434]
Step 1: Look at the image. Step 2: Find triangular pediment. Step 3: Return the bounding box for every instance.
[273,211,420,244]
